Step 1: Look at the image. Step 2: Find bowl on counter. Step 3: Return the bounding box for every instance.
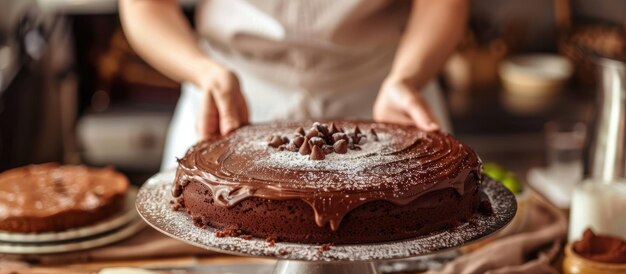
[563,243,626,274]
[499,54,573,114]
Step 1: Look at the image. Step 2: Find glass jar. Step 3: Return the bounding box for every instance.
[568,180,626,242]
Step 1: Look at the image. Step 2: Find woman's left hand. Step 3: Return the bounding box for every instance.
[373,78,440,131]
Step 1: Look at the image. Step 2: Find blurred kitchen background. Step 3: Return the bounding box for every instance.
[0,0,624,190]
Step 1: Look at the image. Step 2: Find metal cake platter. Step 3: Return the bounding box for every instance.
[136,171,516,274]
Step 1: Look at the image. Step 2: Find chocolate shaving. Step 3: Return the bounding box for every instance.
[354,126,361,135]
[308,137,325,147]
[305,129,320,139]
[353,135,362,145]
[268,136,285,148]
[285,143,298,152]
[293,136,305,147]
[329,123,338,135]
[310,145,325,160]
[369,128,379,141]
[333,139,348,154]
[299,139,311,155]
[332,132,348,143]
[314,123,329,136]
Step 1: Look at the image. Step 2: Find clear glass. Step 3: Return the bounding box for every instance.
[544,120,586,191]
[545,120,586,168]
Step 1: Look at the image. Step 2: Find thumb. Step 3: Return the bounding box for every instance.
[197,91,219,140]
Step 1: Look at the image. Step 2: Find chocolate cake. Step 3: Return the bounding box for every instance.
[0,163,129,233]
[173,121,482,244]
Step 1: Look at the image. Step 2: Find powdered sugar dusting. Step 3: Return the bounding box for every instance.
[136,171,517,261]
[250,132,398,172]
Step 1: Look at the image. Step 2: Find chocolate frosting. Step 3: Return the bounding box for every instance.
[0,163,129,220]
[174,121,481,231]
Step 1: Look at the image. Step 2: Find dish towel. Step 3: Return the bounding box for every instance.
[427,191,568,274]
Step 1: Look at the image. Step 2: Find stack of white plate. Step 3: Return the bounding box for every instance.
[0,187,145,254]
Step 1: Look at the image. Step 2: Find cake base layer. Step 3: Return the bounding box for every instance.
[180,175,480,244]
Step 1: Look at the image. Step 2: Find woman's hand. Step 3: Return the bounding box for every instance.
[197,65,249,138]
[373,78,440,131]
[372,0,466,131]
[119,0,248,138]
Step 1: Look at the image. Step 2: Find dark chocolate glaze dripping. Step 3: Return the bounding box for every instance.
[173,121,482,231]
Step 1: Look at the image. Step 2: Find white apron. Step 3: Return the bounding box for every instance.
[161,0,452,170]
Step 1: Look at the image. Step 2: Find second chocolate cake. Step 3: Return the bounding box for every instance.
[172,121,482,244]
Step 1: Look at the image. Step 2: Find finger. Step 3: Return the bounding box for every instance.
[237,91,249,125]
[400,91,440,132]
[212,84,242,135]
[406,100,440,131]
[374,107,414,125]
[198,91,219,140]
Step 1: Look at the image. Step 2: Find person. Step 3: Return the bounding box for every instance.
[120,0,467,170]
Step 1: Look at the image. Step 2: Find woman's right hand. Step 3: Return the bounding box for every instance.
[196,64,249,139]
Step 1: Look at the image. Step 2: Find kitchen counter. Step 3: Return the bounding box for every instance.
[36,0,198,14]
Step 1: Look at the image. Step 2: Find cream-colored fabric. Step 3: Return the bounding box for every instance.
[192,0,415,122]
[160,0,453,170]
[427,192,568,274]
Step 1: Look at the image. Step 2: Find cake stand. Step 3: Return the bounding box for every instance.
[136,172,517,274]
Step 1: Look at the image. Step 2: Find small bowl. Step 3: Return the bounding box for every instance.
[499,54,573,98]
[563,243,626,274]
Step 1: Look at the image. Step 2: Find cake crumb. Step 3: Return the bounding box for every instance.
[318,243,332,253]
[192,216,203,227]
[170,199,184,211]
[266,236,277,246]
[214,228,243,238]
[278,249,289,256]
[240,234,253,240]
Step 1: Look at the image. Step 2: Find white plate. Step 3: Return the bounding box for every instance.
[0,217,146,254]
[0,187,138,243]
